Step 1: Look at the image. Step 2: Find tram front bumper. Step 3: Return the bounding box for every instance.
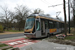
[24,33,36,38]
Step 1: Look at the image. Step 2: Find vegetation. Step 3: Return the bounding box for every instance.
[0,43,13,50]
[0,24,3,32]
[14,5,29,31]
[65,28,75,40]
[0,5,45,31]
[5,30,23,32]
[2,47,12,50]
[0,44,8,47]
[25,37,30,39]
[33,8,44,14]
[0,5,30,31]
[70,15,75,27]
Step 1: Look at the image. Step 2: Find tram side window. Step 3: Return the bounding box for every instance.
[49,21,53,28]
[45,20,48,29]
[57,22,59,29]
[61,23,63,28]
[61,23,64,28]
[36,21,40,31]
[59,23,62,28]
[59,23,60,28]
[53,21,57,28]
[62,23,64,28]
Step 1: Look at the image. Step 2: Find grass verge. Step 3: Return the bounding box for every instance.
[5,30,23,32]
[65,31,75,41]
[2,47,12,50]
[0,44,8,47]
[0,43,13,50]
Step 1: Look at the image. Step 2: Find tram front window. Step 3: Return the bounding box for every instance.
[25,18,35,29]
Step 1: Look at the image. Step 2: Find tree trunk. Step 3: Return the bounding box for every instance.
[63,0,67,36]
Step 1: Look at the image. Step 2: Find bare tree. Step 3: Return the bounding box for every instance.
[46,14,51,16]
[72,15,75,27]
[33,8,44,14]
[15,5,29,31]
[70,18,74,27]
[0,6,15,30]
[63,0,67,36]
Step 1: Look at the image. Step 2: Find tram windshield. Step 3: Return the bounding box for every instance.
[25,18,35,29]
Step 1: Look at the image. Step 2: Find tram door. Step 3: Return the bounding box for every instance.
[41,20,46,35]
[35,19,41,37]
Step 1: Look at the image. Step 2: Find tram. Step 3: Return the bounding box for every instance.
[24,14,64,38]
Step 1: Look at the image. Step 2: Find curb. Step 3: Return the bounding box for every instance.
[7,47,20,50]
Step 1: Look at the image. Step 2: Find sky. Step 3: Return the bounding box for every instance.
[0,0,69,21]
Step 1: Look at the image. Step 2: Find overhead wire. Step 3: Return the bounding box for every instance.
[48,3,68,7]
[41,0,68,7]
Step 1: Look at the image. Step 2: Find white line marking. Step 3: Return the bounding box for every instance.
[16,41,22,43]
[8,42,18,45]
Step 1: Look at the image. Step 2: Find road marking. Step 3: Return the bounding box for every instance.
[8,42,18,45]
[0,38,39,48]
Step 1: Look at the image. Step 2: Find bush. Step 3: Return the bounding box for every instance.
[0,24,3,33]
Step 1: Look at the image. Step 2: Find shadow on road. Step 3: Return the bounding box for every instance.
[29,37,48,40]
[29,33,62,40]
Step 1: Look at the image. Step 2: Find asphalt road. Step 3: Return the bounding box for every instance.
[0,33,25,39]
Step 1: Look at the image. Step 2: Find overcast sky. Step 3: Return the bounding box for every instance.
[0,0,69,21]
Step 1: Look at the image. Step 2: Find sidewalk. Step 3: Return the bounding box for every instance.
[0,32,24,35]
[20,40,75,50]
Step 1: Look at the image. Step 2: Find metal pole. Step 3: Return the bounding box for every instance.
[68,0,70,34]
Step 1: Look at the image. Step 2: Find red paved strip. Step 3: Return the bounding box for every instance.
[0,38,40,48]
[0,38,25,43]
[13,42,34,48]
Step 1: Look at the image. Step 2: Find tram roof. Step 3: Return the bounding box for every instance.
[28,14,64,23]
